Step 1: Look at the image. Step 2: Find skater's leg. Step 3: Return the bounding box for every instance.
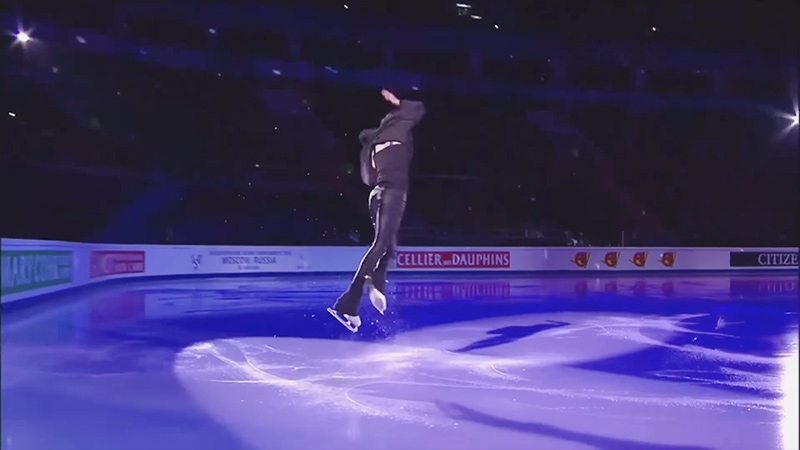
[340,187,384,300]
[371,238,397,295]
[366,193,397,295]
[365,202,401,314]
[333,187,406,316]
[338,188,405,299]
[365,244,395,315]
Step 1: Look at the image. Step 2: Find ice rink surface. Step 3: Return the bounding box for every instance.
[2,272,798,450]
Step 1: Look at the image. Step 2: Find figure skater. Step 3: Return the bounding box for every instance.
[328,88,426,332]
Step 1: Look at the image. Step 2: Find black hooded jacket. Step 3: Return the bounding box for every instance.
[358,100,425,190]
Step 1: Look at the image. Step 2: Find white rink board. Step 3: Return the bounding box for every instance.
[2,238,797,304]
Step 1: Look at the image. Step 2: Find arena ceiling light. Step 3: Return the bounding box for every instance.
[456,3,472,17]
[777,108,799,127]
[774,106,798,142]
[792,82,799,128]
[15,31,30,43]
[772,80,798,141]
[7,22,35,48]
[785,99,798,128]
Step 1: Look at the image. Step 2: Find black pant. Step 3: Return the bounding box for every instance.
[333,185,407,315]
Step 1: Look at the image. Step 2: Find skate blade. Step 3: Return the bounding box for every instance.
[327,308,359,332]
[368,289,386,315]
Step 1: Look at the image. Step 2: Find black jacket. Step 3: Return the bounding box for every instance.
[359,100,426,187]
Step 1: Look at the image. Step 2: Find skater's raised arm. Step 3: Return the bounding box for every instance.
[382,89,425,125]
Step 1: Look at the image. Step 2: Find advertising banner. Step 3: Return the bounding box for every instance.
[196,248,298,273]
[0,250,74,296]
[90,250,146,279]
[396,250,511,269]
[567,250,679,270]
[729,251,798,268]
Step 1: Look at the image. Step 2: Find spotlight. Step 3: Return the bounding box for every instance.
[776,108,799,128]
[8,27,35,48]
[774,106,799,141]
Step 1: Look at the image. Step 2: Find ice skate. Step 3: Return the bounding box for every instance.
[327,308,361,332]
[365,275,386,315]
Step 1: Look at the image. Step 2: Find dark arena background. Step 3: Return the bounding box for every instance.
[1,1,798,449]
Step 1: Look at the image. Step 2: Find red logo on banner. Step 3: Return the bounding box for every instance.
[659,252,676,267]
[90,251,145,278]
[602,252,619,268]
[630,251,648,268]
[396,251,510,269]
[571,252,590,268]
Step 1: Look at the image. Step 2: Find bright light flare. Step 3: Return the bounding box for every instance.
[789,80,799,128]
[774,108,799,142]
[777,107,799,127]
[7,24,35,48]
[772,80,799,142]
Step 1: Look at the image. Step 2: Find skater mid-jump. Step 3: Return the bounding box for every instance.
[328,89,426,332]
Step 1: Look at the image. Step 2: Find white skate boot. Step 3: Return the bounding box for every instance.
[327,308,361,332]
[365,275,386,315]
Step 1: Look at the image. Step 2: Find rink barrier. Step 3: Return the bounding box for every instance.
[1,238,797,304]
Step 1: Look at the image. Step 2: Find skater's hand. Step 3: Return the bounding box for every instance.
[381,89,401,106]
